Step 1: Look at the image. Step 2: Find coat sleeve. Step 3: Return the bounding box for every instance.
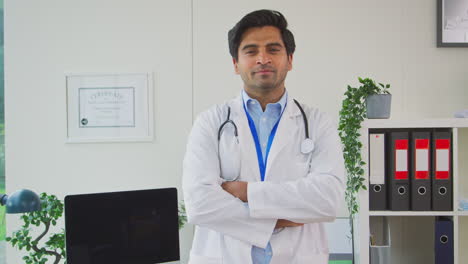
[182,109,276,248]
[247,110,346,223]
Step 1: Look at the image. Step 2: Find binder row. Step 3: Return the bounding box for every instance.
[369,128,453,211]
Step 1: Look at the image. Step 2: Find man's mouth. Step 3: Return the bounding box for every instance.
[255,68,275,74]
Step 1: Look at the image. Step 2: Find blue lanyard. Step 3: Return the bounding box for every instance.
[242,101,286,182]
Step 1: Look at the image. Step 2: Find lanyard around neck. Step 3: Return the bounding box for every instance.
[242,101,286,182]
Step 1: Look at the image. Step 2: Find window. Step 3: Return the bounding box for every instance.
[0,0,6,262]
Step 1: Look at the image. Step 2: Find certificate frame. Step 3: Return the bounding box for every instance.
[66,73,154,143]
[437,0,468,47]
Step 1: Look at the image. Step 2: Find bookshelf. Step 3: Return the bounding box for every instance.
[354,118,468,264]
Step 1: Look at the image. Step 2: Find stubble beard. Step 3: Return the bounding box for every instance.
[244,72,277,94]
[249,71,287,96]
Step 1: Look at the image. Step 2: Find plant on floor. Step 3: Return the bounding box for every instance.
[338,77,390,218]
[6,193,65,264]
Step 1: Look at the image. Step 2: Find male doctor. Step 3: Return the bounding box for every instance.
[183,9,345,264]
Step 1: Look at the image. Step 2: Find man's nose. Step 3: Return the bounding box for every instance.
[256,51,271,64]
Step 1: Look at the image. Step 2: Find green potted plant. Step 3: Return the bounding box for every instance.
[6,193,66,264]
[338,77,391,217]
[7,193,188,264]
[364,80,391,119]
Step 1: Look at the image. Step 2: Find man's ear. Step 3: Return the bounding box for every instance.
[233,58,240,74]
[287,53,293,71]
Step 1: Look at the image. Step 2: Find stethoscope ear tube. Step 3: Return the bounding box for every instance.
[218,107,238,141]
[293,99,314,154]
[218,106,241,181]
[293,99,309,139]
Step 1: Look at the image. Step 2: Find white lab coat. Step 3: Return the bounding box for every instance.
[182,95,345,264]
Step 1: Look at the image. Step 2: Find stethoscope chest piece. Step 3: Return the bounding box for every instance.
[301,138,314,154]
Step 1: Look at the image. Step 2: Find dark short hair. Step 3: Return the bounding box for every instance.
[228,9,296,60]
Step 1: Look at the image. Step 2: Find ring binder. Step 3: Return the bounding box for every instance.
[411,131,431,211]
[432,129,452,211]
[369,133,387,210]
[388,132,410,211]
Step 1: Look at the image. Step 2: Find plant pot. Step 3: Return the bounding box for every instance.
[366,94,391,119]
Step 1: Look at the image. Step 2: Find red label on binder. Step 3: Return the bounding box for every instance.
[416,139,429,149]
[395,139,408,180]
[415,139,429,179]
[436,139,450,149]
[396,139,408,149]
[435,139,450,180]
[416,171,429,179]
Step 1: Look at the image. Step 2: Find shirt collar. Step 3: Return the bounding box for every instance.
[241,89,288,113]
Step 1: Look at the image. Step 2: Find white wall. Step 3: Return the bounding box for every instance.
[5,0,193,263]
[5,0,468,263]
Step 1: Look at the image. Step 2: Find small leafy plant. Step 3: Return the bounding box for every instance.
[338,77,390,218]
[178,201,187,230]
[6,193,65,264]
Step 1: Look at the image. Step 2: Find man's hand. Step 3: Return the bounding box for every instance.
[221,181,248,202]
[275,219,304,228]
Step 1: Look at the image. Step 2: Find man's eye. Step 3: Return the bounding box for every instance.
[245,50,255,54]
[269,48,280,52]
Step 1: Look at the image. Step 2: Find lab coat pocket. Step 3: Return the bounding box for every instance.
[220,235,253,264]
[218,133,241,181]
[189,252,222,264]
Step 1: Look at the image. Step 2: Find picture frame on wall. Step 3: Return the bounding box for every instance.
[66,73,154,143]
[437,0,468,47]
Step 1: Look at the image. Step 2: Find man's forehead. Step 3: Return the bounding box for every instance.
[239,26,284,47]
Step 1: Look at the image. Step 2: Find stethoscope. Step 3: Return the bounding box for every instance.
[218,99,314,154]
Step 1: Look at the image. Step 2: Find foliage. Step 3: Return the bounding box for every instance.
[178,201,187,230]
[338,77,390,218]
[6,193,65,264]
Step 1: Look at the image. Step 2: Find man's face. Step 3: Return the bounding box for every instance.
[233,26,293,93]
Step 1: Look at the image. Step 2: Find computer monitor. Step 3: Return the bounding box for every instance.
[64,188,180,264]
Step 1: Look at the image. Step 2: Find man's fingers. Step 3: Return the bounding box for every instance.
[221,182,236,194]
[275,219,304,228]
[221,181,248,202]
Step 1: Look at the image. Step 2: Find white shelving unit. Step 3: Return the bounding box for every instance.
[354,118,468,264]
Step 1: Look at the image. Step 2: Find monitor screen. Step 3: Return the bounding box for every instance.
[65,188,180,264]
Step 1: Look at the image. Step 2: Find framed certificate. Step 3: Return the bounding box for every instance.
[66,73,154,143]
[437,0,468,47]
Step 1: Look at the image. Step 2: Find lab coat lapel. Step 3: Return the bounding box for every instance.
[264,97,302,179]
[229,96,261,182]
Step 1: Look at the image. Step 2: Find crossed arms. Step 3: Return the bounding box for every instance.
[182,110,345,248]
[221,181,304,229]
